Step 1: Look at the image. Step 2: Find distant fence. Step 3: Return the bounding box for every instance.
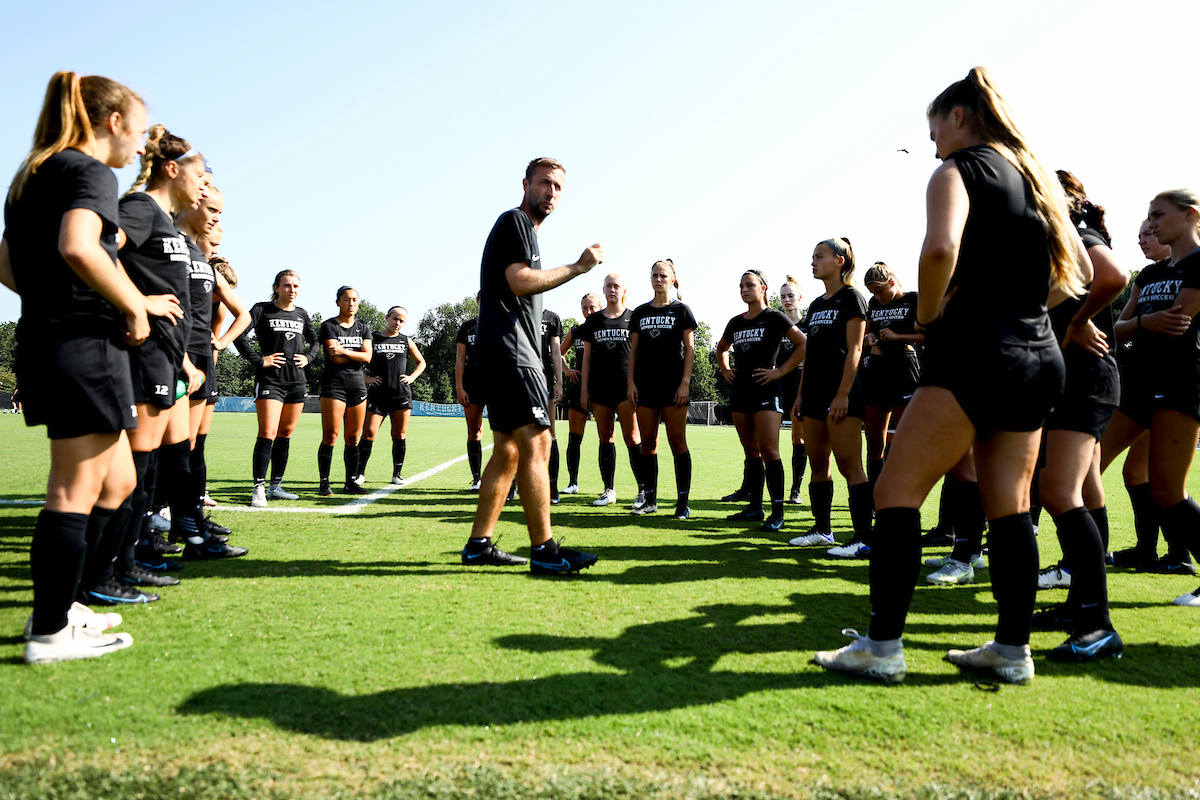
[215,397,483,417]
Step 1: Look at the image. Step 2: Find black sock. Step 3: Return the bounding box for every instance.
[190,432,208,509]
[317,443,334,483]
[765,458,784,514]
[673,451,691,507]
[29,510,89,636]
[1055,507,1112,631]
[160,439,196,529]
[531,538,558,555]
[600,442,616,490]
[748,457,765,509]
[1089,506,1110,553]
[867,507,922,641]
[467,440,482,482]
[252,437,273,483]
[79,504,119,588]
[643,451,659,498]
[810,480,834,530]
[270,437,291,482]
[1158,496,1200,564]
[987,512,1039,647]
[790,443,807,492]
[1029,471,1042,529]
[949,480,986,562]
[934,478,954,535]
[566,432,583,484]
[627,444,644,491]
[1126,482,1159,559]
[392,438,407,476]
[867,459,885,494]
[740,457,757,494]
[150,445,167,511]
[848,481,874,542]
[549,438,560,486]
[343,441,360,485]
[358,438,374,477]
[122,451,153,571]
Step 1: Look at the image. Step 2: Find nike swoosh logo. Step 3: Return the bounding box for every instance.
[465,553,482,560]
[1072,634,1115,655]
[534,558,571,571]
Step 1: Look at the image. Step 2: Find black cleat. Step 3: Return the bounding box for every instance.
[1030,603,1080,632]
[1047,628,1124,662]
[143,531,182,555]
[919,526,955,548]
[183,538,249,560]
[77,580,159,606]
[760,513,785,532]
[721,489,754,503]
[530,543,598,575]
[204,516,232,537]
[136,552,186,572]
[342,482,369,495]
[1109,547,1155,568]
[728,506,765,522]
[461,538,528,566]
[120,565,181,587]
[318,481,333,496]
[1138,555,1197,576]
[672,505,691,521]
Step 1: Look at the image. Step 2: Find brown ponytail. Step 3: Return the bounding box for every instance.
[819,237,856,284]
[1056,170,1110,244]
[270,269,299,302]
[653,258,681,300]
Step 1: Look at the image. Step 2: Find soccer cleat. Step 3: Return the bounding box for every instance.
[550,490,561,506]
[267,482,299,500]
[529,544,598,575]
[1048,628,1124,662]
[761,513,786,533]
[23,602,122,641]
[149,509,171,532]
[945,641,1034,685]
[630,491,647,511]
[925,553,985,569]
[250,484,268,508]
[1172,586,1200,607]
[204,517,232,537]
[468,479,482,493]
[827,540,870,559]
[925,559,974,585]
[1037,566,1071,590]
[354,473,366,486]
[560,483,579,495]
[391,474,405,486]
[24,625,133,665]
[142,531,182,555]
[201,492,218,508]
[671,506,691,521]
[119,565,181,588]
[318,481,333,497]
[1030,603,1080,632]
[77,580,159,606]
[721,489,753,503]
[789,529,835,547]
[727,506,765,522]
[342,482,369,495]
[592,489,617,507]
[135,551,185,572]
[1140,556,1198,576]
[788,487,804,505]
[506,485,518,502]
[918,526,954,548]
[631,502,658,516]
[183,539,249,560]
[461,538,528,566]
[1109,547,1156,569]
[812,629,906,684]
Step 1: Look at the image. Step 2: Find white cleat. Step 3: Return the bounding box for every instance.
[24,602,122,641]
[925,553,985,569]
[200,492,218,508]
[592,489,617,507]
[945,641,1034,685]
[468,479,481,493]
[630,490,647,510]
[827,540,870,559]
[1173,586,1200,607]
[1037,566,1071,590]
[24,624,133,665]
[926,559,975,586]
[560,483,579,495]
[789,529,835,547]
[250,484,268,508]
[812,629,906,684]
[391,474,405,486]
[268,482,299,501]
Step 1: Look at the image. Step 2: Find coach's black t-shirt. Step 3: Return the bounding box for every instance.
[370,331,409,397]
[868,291,920,358]
[580,308,633,393]
[118,192,193,362]
[456,317,478,376]
[541,309,564,381]
[320,317,371,380]
[721,307,795,391]
[477,208,541,369]
[1049,227,1118,372]
[803,285,867,389]
[4,149,122,339]
[183,234,216,358]
[938,144,1055,348]
[234,301,320,386]
[630,300,697,388]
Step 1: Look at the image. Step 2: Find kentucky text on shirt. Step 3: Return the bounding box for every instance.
[269,318,306,333]
[162,235,190,263]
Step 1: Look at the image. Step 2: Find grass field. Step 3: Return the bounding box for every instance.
[1,411,1199,800]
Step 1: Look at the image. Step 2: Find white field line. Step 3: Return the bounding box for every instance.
[0,444,492,516]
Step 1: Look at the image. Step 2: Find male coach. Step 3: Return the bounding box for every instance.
[461,158,604,574]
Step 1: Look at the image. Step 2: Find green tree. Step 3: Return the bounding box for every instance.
[0,320,16,393]
[413,295,479,404]
[689,321,719,402]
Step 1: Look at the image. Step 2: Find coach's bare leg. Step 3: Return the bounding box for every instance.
[512,423,553,546]
[469,431,519,540]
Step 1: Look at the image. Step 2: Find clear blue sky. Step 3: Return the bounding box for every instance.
[2,0,1198,333]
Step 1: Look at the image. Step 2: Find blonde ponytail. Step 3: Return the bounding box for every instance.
[124,124,200,197]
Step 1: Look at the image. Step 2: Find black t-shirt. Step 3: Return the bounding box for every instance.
[630,300,698,388]
[370,331,410,396]
[721,307,795,391]
[1049,227,1118,371]
[868,291,920,358]
[3,149,123,340]
[183,234,215,357]
[580,308,633,393]
[456,317,478,377]
[1133,252,1200,377]
[233,301,320,386]
[118,192,193,362]
[477,208,541,369]
[568,324,587,370]
[778,316,805,400]
[938,144,1055,348]
[319,318,371,380]
[541,309,564,380]
[803,285,868,388]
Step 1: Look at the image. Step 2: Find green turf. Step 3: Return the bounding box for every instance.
[1,412,1198,799]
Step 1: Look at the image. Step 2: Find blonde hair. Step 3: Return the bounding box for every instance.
[8,71,142,204]
[781,274,801,292]
[818,238,856,284]
[209,255,236,287]
[652,259,681,300]
[1154,189,1200,229]
[604,273,627,305]
[582,292,602,311]
[863,261,897,286]
[929,67,1083,297]
[124,124,202,196]
[270,269,299,302]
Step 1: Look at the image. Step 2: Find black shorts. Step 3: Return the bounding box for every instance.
[482,363,551,433]
[588,381,629,409]
[128,338,181,410]
[189,351,219,403]
[800,376,867,422]
[1117,364,1152,430]
[635,376,686,411]
[862,351,921,410]
[563,378,587,413]
[780,370,802,416]
[921,337,1065,439]
[730,382,784,415]
[1046,355,1119,440]
[321,371,368,406]
[19,335,137,440]
[1153,371,1200,423]
[256,381,307,404]
[368,387,413,416]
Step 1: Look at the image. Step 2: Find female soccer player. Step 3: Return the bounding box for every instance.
[559,292,602,494]
[317,286,372,494]
[361,305,425,485]
[814,67,1090,684]
[787,239,872,556]
[3,72,160,662]
[456,305,484,491]
[580,274,644,508]
[234,269,320,507]
[778,276,807,504]
[627,259,697,519]
[717,270,806,531]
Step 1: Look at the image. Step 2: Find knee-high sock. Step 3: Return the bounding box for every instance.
[867,459,885,494]
[190,432,208,507]
[848,481,874,542]
[740,457,757,494]
[79,505,119,588]
[150,445,167,511]
[673,451,691,505]
[467,439,482,481]
[1158,497,1200,564]
[1089,506,1110,554]
[627,444,644,491]
[1057,507,1112,630]
[599,442,617,490]
[162,439,199,537]
[867,507,922,641]
[1125,482,1159,559]
[934,478,954,534]
[566,432,582,484]
[317,443,334,483]
[549,438,560,486]
[790,443,807,492]
[392,438,407,476]
[343,442,359,484]
[252,437,273,483]
[29,510,89,636]
[765,458,785,511]
[810,480,834,530]
[122,451,154,570]
[643,452,659,500]
[1029,470,1042,529]
[358,438,374,477]
[988,512,1040,647]
[270,437,291,482]
[949,480,986,562]
[747,457,765,509]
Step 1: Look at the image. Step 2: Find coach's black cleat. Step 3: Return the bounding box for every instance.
[1047,628,1124,662]
[529,540,597,575]
[78,580,159,606]
[120,565,181,588]
[721,489,753,503]
[318,481,333,497]
[183,538,249,560]
[342,482,369,495]
[728,506,765,522]
[461,537,528,566]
